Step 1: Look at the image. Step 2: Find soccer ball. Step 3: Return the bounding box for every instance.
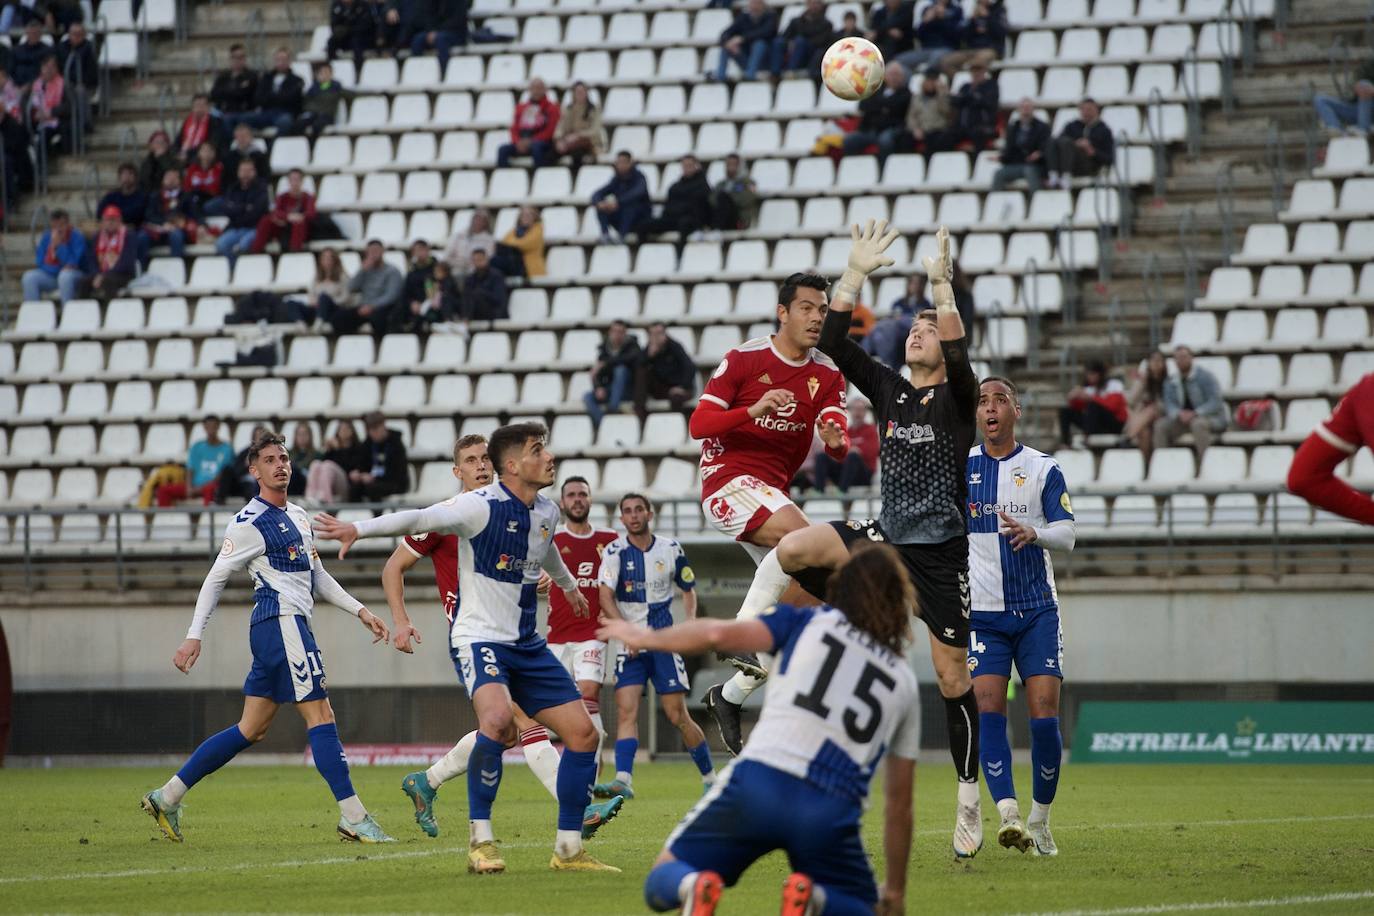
[821,37,885,102]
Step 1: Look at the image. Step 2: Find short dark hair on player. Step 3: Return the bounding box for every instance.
[619,492,652,513]
[247,432,286,464]
[453,433,487,465]
[825,542,914,656]
[778,272,829,309]
[980,375,1019,403]
[488,422,548,475]
[915,308,938,326]
[561,475,590,494]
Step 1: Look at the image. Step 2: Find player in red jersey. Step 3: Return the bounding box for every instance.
[383,435,622,839]
[547,475,620,762]
[688,272,852,751]
[1288,372,1374,525]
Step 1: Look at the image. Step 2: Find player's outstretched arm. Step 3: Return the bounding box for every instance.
[382,544,423,653]
[877,754,916,916]
[831,218,901,314]
[922,224,980,412]
[597,617,774,657]
[1288,432,1374,525]
[314,496,486,558]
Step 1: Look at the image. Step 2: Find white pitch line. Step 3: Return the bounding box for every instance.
[3,812,1372,887]
[1018,889,1374,916]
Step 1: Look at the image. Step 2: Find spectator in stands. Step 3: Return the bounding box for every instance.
[11,22,48,87]
[236,47,304,135]
[590,150,650,243]
[1045,97,1114,189]
[771,0,833,78]
[144,168,198,257]
[352,411,410,502]
[583,318,642,428]
[814,398,879,492]
[400,237,438,313]
[443,207,495,273]
[905,0,965,72]
[186,141,224,218]
[306,420,364,504]
[938,0,1006,76]
[308,247,351,330]
[1313,56,1373,136]
[866,0,915,66]
[842,61,913,159]
[209,43,258,139]
[552,81,604,171]
[252,167,316,253]
[287,424,321,496]
[27,54,68,152]
[400,241,460,330]
[1058,359,1128,446]
[98,163,149,227]
[56,21,97,92]
[0,83,31,207]
[21,208,86,303]
[497,77,559,168]
[85,205,139,302]
[1154,345,1228,459]
[176,93,221,164]
[948,61,999,149]
[368,0,404,52]
[1123,350,1168,458]
[461,247,508,321]
[905,65,957,157]
[0,66,22,119]
[327,238,403,334]
[639,154,713,242]
[0,1,50,34]
[891,273,931,318]
[291,62,352,138]
[493,205,545,279]
[992,97,1050,191]
[712,152,760,230]
[409,0,469,78]
[835,10,863,40]
[222,121,270,182]
[328,0,374,72]
[633,321,696,420]
[138,129,179,193]
[215,159,270,265]
[156,416,234,506]
[713,0,779,83]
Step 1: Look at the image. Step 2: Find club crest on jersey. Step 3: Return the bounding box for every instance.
[655,559,666,573]
[1013,468,1028,486]
[758,372,772,384]
[561,544,572,554]
[921,389,935,405]
[807,376,820,399]
[539,524,550,540]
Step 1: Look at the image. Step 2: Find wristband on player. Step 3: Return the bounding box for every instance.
[833,268,866,308]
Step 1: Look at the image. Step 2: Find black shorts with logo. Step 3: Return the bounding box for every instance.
[831,521,970,648]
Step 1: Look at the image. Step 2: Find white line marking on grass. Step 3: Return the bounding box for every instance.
[912,811,1374,837]
[1018,889,1374,915]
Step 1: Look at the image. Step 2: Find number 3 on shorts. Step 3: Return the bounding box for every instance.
[480,646,497,666]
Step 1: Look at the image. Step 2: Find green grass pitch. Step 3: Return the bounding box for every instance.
[2,762,1372,914]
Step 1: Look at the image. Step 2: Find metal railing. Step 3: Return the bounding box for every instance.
[157,84,178,139]
[61,47,91,158]
[81,162,103,219]
[1216,162,1236,263]
[1022,256,1041,371]
[1265,120,1286,220]
[1144,88,1169,200]
[24,96,48,196]
[1106,295,1127,368]
[1141,251,1166,351]
[1179,206,1199,307]
[1181,46,1207,147]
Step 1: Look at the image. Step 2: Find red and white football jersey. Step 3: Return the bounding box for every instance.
[1317,372,1374,455]
[697,336,847,499]
[548,526,619,643]
[403,532,459,622]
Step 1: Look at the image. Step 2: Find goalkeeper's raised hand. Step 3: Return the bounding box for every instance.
[921,224,956,312]
[835,218,901,308]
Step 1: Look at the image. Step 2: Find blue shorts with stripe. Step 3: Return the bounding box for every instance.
[244,614,329,704]
[452,639,581,716]
[968,605,1064,682]
[666,759,877,905]
[615,648,690,695]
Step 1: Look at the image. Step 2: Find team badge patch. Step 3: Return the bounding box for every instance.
[681,566,696,583]
[1061,492,1073,514]
[1013,468,1027,487]
[921,389,935,405]
[221,537,234,555]
[807,376,819,398]
[484,664,500,677]
[655,559,666,573]
[539,524,550,540]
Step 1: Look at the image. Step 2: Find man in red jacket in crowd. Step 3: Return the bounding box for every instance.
[1288,372,1374,525]
[1058,359,1128,446]
[497,78,560,169]
[253,168,317,253]
[812,396,880,491]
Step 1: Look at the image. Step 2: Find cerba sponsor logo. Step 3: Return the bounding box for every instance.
[968,501,1029,519]
[884,419,935,443]
[495,553,541,573]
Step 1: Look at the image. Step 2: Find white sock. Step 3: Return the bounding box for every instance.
[722,670,765,705]
[554,828,582,859]
[678,872,700,902]
[740,550,792,621]
[996,797,1020,820]
[470,818,494,844]
[957,780,980,807]
[339,794,367,823]
[615,770,633,785]
[1029,800,1051,825]
[584,699,605,772]
[525,739,562,800]
[160,775,188,806]
[428,730,478,789]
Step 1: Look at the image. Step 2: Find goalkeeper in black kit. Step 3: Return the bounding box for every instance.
[725,221,986,857]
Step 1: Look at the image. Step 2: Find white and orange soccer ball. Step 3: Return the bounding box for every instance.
[821,36,885,102]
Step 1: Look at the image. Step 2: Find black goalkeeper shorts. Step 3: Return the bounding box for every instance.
[831,520,970,648]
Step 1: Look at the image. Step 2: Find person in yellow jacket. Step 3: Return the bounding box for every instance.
[493,206,546,279]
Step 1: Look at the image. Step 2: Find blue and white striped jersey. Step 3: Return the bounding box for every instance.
[597,535,695,629]
[965,443,1076,613]
[351,482,574,647]
[739,605,921,804]
[187,497,363,639]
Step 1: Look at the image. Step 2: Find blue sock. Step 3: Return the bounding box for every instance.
[307,723,356,802]
[644,859,696,912]
[979,712,1016,803]
[467,733,506,820]
[556,748,597,831]
[175,724,252,790]
[687,741,713,777]
[1030,716,1063,806]
[615,737,638,777]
